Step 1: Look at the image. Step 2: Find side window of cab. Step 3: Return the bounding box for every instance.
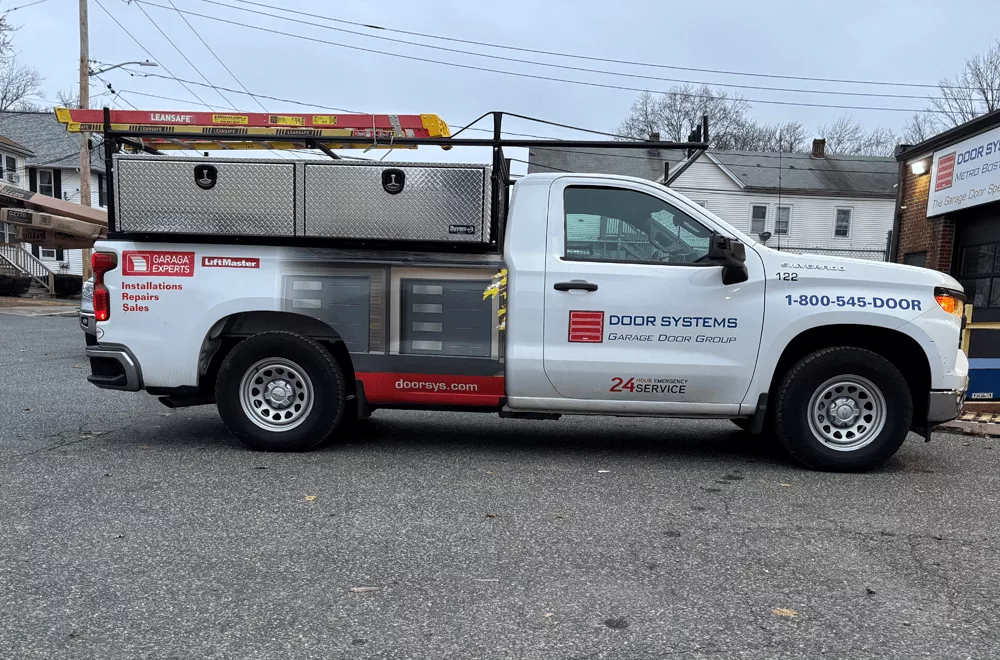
[563,186,712,265]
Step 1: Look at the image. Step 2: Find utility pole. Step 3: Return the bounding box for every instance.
[78,0,92,279]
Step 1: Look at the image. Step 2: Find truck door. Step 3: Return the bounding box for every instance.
[542,179,766,408]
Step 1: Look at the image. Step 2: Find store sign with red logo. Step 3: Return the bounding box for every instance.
[568,310,604,343]
[934,152,956,192]
[122,251,196,277]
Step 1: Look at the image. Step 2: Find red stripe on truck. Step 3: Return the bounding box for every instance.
[356,372,504,407]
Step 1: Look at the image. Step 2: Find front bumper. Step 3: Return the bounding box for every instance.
[928,388,967,424]
[85,344,143,392]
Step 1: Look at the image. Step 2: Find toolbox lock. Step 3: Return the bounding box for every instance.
[194,164,218,190]
[381,168,405,195]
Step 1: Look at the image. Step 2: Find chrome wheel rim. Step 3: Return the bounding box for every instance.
[806,375,886,452]
[239,358,314,432]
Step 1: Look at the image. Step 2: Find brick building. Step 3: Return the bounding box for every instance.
[893,109,1000,399]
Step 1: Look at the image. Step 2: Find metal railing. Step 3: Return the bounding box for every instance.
[769,244,888,262]
[0,245,55,294]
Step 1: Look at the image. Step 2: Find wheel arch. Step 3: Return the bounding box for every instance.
[197,311,357,399]
[766,324,931,427]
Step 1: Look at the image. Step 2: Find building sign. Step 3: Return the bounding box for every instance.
[928,124,1000,217]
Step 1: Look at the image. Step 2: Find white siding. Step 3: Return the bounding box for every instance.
[59,169,104,207]
[669,155,894,254]
[672,157,744,193]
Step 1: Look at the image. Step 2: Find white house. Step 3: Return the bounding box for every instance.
[528,139,898,259]
[0,111,106,277]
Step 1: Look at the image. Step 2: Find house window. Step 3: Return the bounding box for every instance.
[1,222,14,244]
[750,205,767,233]
[834,208,852,238]
[903,252,927,268]
[40,247,56,259]
[4,155,14,183]
[775,206,791,235]
[38,169,54,197]
[98,173,106,207]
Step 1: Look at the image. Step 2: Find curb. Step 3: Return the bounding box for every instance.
[0,307,78,317]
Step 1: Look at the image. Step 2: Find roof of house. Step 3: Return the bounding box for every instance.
[0,111,104,173]
[0,134,33,156]
[528,145,898,198]
[528,146,686,181]
[707,150,898,198]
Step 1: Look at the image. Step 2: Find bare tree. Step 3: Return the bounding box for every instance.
[0,8,42,111]
[902,112,936,145]
[617,84,750,147]
[618,86,811,152]
[717,120,807,152]
[817,114,898,157]
[0,61,41,111]
[929,38,1000,128]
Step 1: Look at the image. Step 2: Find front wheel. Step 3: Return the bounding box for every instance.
[216,332,346,451]
[774,347,912,472]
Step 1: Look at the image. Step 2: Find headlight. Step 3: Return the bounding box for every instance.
[934,287,965,318]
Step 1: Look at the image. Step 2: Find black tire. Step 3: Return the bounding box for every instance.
[216,332,346,451]
[774,347,912,472]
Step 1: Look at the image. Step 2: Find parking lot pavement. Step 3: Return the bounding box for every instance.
[3,316,1000,660]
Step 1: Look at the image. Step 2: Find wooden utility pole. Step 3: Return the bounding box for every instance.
[78,0,92,279]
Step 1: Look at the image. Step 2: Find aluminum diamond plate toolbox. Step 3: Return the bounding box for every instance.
[114,156,295,235]
[303,161,491,243]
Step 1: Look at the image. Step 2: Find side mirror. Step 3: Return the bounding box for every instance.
[707,233,749,285]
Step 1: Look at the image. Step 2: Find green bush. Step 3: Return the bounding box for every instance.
[0,274,30,297]
[53,274,83,298]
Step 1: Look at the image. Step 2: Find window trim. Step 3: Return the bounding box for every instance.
[39,247,57,260]
[561,184,716,268]
[37,168,54,197]
[774,204,792,236]
[750,204,768,234]
[833,207,853,239]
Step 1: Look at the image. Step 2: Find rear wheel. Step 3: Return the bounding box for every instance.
[774,347,911,472]
[216,332,346,451]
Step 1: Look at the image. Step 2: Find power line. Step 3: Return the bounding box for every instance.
[209,0,972,93]
[186,0,973,103]
[119,88,217,108]
[159,0,286,158]
[164,0,268,114]
[131,0,238,110]
[131,1,942,114]
[3,0,51,11]
[119,68,571,140]
[93,0,220,112]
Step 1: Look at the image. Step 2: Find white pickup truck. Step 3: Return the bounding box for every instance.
[83,161,968,471]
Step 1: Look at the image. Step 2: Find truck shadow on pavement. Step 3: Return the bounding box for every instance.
[137,408,806,468]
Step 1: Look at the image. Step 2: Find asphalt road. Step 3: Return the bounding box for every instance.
[3,315,1000,659]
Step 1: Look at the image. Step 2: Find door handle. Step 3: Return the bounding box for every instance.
[554,281,598,292]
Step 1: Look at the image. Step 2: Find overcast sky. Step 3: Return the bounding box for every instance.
[11,0,1000,172]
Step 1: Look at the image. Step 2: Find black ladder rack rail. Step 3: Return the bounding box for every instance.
[100,108,709,250]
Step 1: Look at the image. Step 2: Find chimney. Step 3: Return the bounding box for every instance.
[649,131,660,142]
[811,138,826,159]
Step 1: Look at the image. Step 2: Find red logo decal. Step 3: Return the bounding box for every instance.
[122,251,195,277]
[935,152,956,192]
[569,310,604,343]
[201,256,260,269]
